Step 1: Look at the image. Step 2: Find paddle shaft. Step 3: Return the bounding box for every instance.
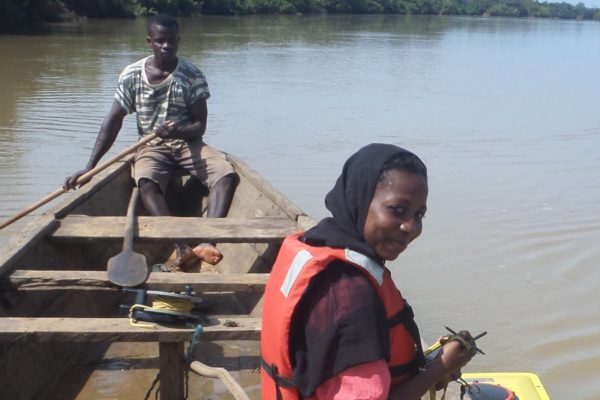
[0,134,157,230]
[106,186,149,287]
[123,187,140,251]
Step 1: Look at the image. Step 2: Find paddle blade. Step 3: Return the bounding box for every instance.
[107,250,149,287]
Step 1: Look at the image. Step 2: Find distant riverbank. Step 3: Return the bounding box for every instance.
[1,0,600,33]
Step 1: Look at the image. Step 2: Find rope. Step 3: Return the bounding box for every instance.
[143,373,160,400]
[153,296,195,313]
[184,324,204,398]
[128,296,195,328]
[429,378,450,400]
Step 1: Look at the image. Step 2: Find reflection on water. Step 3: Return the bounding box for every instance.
[1,15,600,399]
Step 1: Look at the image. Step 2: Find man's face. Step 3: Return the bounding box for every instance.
[147,24,179,62]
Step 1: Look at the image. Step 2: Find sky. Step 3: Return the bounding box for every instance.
[565,0,600,7]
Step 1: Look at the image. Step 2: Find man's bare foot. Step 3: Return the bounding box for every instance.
[174,244,198,270]
[192,244,223,265]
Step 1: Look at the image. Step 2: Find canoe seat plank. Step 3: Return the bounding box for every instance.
[9,270,268,291]
[51,216,297,242]
[0,316,260,343]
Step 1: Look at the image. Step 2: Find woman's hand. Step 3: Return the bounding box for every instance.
[437,330,475,373]
[389,330,475,400]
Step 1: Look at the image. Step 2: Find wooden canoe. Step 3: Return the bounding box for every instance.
[0,153,315,399]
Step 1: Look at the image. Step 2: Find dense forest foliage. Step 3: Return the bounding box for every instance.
[1,0,599,33]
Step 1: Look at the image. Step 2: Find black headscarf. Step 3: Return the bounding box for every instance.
[303,143,416,263]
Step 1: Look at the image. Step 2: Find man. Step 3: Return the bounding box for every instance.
[64,13,237,268]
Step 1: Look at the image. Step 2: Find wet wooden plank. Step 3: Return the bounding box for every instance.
[0,214,58,277]
[52,216,297,242]
[0,316,261,342]
[10,270,268,291]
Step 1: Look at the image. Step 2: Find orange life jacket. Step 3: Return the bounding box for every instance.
[261,232,425,400]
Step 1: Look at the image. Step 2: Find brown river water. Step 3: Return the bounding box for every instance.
[0,15,599,399]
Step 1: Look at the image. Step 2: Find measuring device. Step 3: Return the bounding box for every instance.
[424,326,487,362]
[120,286,214,325]
[424,327,488,400]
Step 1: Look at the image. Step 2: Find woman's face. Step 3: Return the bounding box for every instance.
[363,169,428,261]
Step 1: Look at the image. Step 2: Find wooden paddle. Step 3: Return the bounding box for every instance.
[0,133,157,230]
[107,187,149,287]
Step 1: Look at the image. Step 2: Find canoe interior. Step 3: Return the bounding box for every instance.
[9,157,294,271]
[0,154,315,399]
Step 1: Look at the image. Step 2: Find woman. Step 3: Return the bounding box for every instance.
[261,143,474,400]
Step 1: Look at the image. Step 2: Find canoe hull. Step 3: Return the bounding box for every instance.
[0,153,314,399]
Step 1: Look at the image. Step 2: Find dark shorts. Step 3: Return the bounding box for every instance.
[132,140,236,194]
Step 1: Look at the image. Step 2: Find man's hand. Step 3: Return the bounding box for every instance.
[63,168,92,191]
[154,120,177,139]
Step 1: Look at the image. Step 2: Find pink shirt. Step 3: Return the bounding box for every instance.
[315,360,391,400]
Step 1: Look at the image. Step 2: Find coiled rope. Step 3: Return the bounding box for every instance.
[129,296,195,327]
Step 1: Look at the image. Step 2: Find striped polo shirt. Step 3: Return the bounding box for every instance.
[115,56,210,148]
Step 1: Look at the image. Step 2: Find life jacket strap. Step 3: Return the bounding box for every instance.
[387,300,427,370]
[261,357,297,400]
[387,301,415,328]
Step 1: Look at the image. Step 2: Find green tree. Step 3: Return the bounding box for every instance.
[0,0,23,32]
[62,0,136,17]
[140,0,202,15]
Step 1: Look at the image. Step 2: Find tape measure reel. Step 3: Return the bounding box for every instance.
[120,286,214,324]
